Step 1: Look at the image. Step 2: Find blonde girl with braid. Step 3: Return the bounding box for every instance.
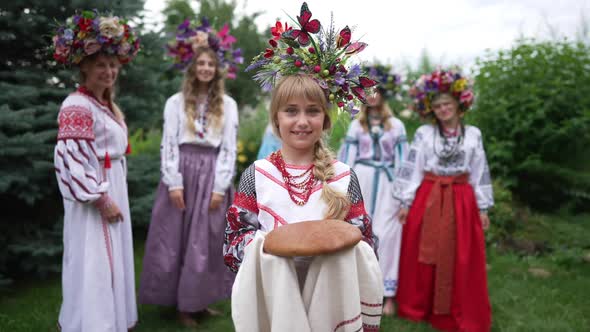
[139,28,240,326]
[223,74,384,331]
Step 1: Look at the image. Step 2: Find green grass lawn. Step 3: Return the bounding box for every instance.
[1,214,589,331]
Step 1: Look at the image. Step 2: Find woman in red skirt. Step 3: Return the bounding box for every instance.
[393,69,493,332]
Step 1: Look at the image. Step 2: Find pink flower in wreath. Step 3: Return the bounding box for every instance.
[53,36,71,58]
[83,38,101,55]
[460,90,474,106]
[118,42,131,55]
[189,31,209,52]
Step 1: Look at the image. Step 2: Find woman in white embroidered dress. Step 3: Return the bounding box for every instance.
[53,12,139,332]
[394,70,493,331]
[339,87,408,315]
[223,74,383,332]
[138,44,238,326]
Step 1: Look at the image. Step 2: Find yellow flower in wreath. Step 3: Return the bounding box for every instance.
[453,78,467,92]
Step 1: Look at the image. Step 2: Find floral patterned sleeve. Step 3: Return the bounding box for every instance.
[223,164,260,273]
[345,169,377,251]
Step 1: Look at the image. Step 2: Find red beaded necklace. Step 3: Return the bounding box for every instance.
[77,86,110,108]
[269,151,317,206]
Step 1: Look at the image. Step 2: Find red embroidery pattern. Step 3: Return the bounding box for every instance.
[73,90,127,130]
[57,106,94,140]
[258,204,288,229]
[227,206,242,231]
[346,200,367,220]
[362,323,380,332]
[233,192,259,213]
[333,313,361,331]
[102,220,115,289]
[360,301,383,308]
[224,254,239,272]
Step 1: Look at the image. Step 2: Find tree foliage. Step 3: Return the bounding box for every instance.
[472,39,590,211]
[0,0,146,284]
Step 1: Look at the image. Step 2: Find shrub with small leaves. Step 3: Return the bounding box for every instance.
[472,39,590,211]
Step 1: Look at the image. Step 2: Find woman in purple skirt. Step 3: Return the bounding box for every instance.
[139,19,242,327]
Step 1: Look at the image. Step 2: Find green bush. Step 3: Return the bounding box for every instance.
[126,129,161,235]
[127,154,161,235]
[128,128,161,156]
[486,180,520,245]
[236,103,269,177]
[472,39,590,211]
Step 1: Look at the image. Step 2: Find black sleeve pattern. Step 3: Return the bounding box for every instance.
[345,169,377,250]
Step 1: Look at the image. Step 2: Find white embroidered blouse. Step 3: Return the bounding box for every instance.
[392,124,494,210]
[54,92,128,203]
[160,92,239,194]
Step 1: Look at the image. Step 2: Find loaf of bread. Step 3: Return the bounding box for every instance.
[263,219,363,257]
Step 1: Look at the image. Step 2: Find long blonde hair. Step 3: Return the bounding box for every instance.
[79,53,125,122]
[358,90,394,132]
[270,74,350,220]
[182,47,225,134]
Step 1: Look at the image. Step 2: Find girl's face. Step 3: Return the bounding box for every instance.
[276,96,326,151]
[368,108,382,126]
[81,54,120,89]
[193,52,217,84]
[366,91,383,107]
[432,94,460,123]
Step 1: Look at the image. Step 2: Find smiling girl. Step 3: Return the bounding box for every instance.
[339,86,408,316]
[394,69,493,331]
[223,74,384,331]
[138,27,241,325]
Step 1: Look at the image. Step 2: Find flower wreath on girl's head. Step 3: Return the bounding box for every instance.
[245,2,378,117]
[409,69,474,118]
[363,63,402,98]
[52,10,140,65]
[167,17,244,79]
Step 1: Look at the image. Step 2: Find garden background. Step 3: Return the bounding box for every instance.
[1,0,589,331]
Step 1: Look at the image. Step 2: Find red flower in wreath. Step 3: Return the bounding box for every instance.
[271,21,291,40]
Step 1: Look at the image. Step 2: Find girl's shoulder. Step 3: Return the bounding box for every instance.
[387,116,406,131]
[332,160,352,175]
[166,92,183,104]
[223,94,238,112]
[416,124,436,135]
[464,124,482,138]
[223,94,237,106]
[223,94,238,119]
[62,93,92,110]
[163,92,184,116]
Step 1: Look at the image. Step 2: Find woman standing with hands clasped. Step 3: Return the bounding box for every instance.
[52,11,140,331]
[139,18,242,327]
[338,65,408,316]
[394,69,493,331]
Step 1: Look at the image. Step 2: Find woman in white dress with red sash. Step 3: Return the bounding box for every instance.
[394,69,493,332]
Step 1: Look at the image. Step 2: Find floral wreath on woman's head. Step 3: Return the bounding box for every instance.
[52,10,140,65]
[245,2,378,117]
[409,69,474,118]
[167,17,243,79]
[363,63,401,98]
